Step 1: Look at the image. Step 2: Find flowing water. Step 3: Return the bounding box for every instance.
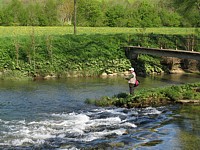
[0,74,200,150]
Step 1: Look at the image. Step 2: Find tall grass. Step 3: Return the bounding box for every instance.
[0,26,198,38]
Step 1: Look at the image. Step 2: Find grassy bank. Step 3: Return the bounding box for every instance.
[85,82,200,108]
[0,30,199,80]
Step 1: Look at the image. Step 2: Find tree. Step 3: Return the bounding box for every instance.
[172,0,200,12]
[26,2,41,26]
[77,0,103,27]
[171,0,200,27]
[137,1,161,27]
[0,0,24,25]
[105,5,127,27]
[74,0,77,34]
[43,0,58,26]
[57,0,74,26]
[160,9,181,27]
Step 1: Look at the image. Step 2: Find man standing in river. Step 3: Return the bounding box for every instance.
[125,68,137,95]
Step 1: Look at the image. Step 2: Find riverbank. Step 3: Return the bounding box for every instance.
[85,82,200,108]
[0,33,199,80]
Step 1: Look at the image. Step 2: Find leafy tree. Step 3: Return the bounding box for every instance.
[160,9,181,27]
[105,4,127,27]
[43,0,59,26]
[18,7,29,26]
[57,0,74,25]
[137,1,162,27]
[26,3,41,26]
[77,0,103,27]
[0,0,24,25]
[0,0,198,27]
[171,0,200,27]
[125,2,143,27]
[106,0,130,7]
[29,0,58,26]
[30,3,47,26]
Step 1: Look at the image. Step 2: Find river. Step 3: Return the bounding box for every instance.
[0,74,200,150]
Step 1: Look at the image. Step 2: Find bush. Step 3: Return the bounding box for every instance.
[163,88,182,101]
[183,91,195,100]
[115,92,129,98]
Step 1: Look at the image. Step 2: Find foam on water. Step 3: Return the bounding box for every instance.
[143,107,162,115]
[0,107,162,147]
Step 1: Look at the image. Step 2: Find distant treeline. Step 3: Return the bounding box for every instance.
[0,0,199,27]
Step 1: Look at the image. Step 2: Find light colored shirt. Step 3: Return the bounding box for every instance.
[126,72,136,84]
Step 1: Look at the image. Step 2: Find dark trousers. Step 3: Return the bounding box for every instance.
[129,83,134,95]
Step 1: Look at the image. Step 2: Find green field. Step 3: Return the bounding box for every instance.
[0,26,198,38]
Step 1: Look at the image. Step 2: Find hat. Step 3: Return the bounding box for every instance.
[129,68,134,71]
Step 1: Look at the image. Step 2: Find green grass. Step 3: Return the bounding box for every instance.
[0,26,199,38]
[86,82,200,108]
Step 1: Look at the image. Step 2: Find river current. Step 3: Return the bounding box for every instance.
[0,74,200,150]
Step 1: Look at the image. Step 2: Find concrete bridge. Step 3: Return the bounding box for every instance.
[124,46,200,61]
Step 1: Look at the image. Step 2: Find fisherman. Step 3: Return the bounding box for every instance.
[125,67,137,95]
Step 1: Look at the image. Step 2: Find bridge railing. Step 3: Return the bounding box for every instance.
[126,34,200,52]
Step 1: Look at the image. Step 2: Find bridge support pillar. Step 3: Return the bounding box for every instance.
[125,48,138,60]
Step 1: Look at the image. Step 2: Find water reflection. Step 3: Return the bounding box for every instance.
[174,106,200,150]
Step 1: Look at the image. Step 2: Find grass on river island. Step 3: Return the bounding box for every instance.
[85,82,200,108]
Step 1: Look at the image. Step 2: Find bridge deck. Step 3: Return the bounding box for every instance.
[125,46,200,61]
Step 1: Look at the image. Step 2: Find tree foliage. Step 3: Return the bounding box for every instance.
[137,1,162,27]
[0,0,198,27]
[77,0,103,27]
[171,0,200,27]
[58,0,74,25]
[105,4,127,27]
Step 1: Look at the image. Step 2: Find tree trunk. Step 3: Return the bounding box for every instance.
[74,0,77,35]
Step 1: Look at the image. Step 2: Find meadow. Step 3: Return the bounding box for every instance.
[0,26,199,38]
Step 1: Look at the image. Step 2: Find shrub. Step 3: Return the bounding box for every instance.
[183,91,195,100]
[163,88,182,101]
[115,92,129,98]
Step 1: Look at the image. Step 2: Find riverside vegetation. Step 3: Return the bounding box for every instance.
[85,82,200,108]
[0,29,200,80]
